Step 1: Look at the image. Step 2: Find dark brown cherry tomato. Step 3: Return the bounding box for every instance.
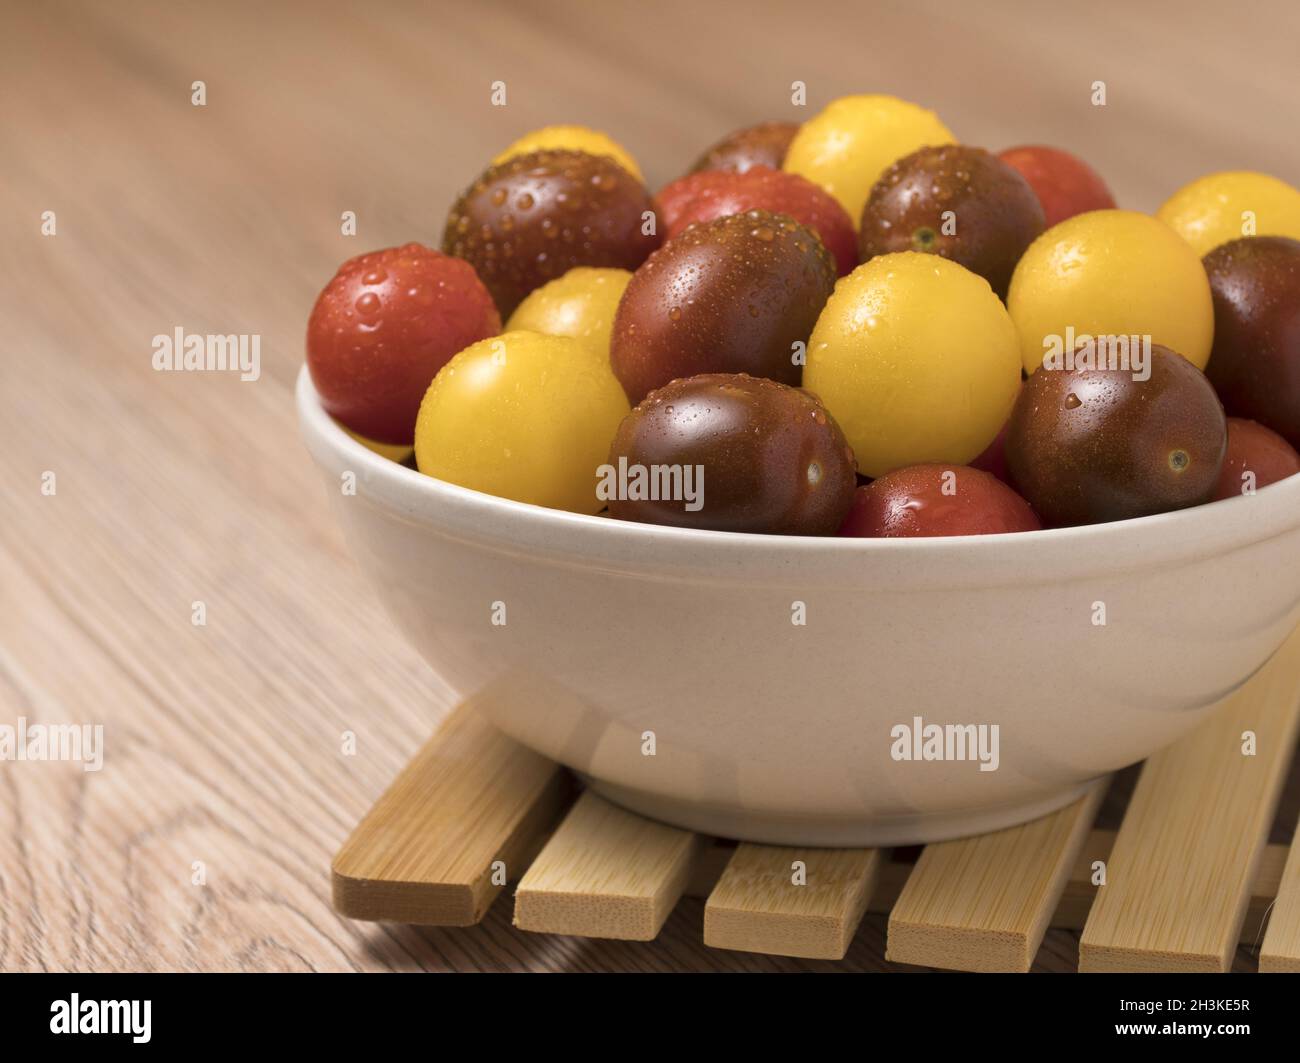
[1006,344,1227,526]
[1211,418,1300,501]
[610,210,836,405]
[690,121,801,175]
[442,149,660,317]
[859,145,1045,299]
[837,465,1040,537]
[1203,236,1300,449]
[606,373,856,535]
[306,243,500,444]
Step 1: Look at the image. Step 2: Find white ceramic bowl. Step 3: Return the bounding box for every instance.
[298,367,1300,845]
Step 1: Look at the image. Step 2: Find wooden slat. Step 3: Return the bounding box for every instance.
[687,830,1292,944]
[332,704,571,926]
[1260,833,1300,972]
[513,792,701,940]
[1080,628,1300,972]
[1052,830,1290,943]
[703,844,881,959]
[886,781,1106,971]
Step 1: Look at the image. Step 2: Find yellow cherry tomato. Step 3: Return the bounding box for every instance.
[1156,170,1300,256]
[783,94,954,225]
[340,423,414,464]
[1007,209,1214,374]
[492,124,644,183]
[804,253,1020,477]
[414,330,630,514]
[505,267,632,361]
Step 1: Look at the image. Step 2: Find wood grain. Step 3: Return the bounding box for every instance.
[514,792,700,940]
[704,844,880,960]
[886,782,1106,972]
[1052,830,1291,946]
[1259,833,1300,971]
[2,0,1298,972]
[1079,628,1300,972]
[332,703,571,925]
[689,829,1291,944]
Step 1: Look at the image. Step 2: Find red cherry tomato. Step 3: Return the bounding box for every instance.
[838,464,1041,537]
[655,166,858,276]
[997,145,1116,228]
[1211,418,1300,501]
[969,384,1020,485]
[969,421,1012,485]
[306,243,500,444]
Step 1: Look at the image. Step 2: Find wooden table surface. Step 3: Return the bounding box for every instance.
[2,0,1297,973]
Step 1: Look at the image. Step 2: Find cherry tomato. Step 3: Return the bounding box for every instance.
[838,464,1040,537]
[1203,237,1300,449]
[783,94,955,225]
[655,166,858,276]
[306,243,500,444]
[1211,418,1300,501]
[1007,210,1214,374]
[505,267,632,361]
[805,253,1021,478]
[607,373,857,534]
[492,124,644,183]
[969,403,1017,487]
[690,121,801,175]
[1005,344,1226,527]
[414,331,630,514]
[341,424,413,464]
[611,211,835,405]
[997,145,1116,227]
[442,150,659,317]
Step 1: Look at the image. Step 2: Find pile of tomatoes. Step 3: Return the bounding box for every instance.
[306,97,1300,537]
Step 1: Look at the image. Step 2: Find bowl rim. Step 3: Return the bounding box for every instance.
[296,365,1300,582]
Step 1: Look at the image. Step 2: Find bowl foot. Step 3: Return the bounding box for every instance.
[580,776,1099,847]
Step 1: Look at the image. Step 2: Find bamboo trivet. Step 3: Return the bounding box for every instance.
[333,627,1300,970]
